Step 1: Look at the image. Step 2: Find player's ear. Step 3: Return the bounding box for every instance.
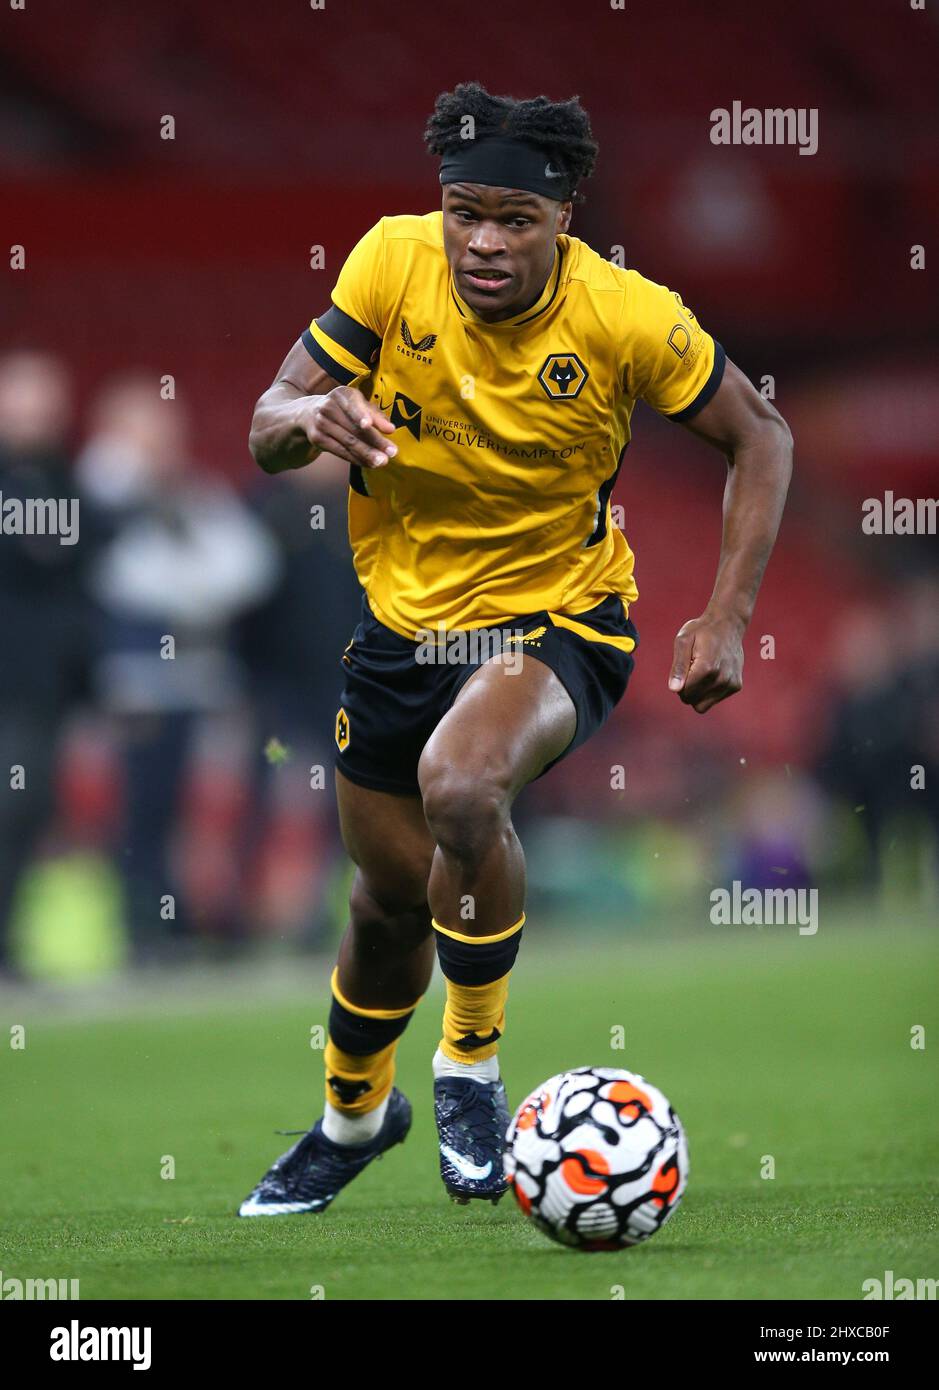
[557,201,573,234]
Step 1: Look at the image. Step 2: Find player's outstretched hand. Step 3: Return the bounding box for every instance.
[668,611,744,713]
[299,387,397,469]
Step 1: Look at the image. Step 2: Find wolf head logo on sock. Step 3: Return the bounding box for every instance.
[455,1027,502,1051]
[327,1076,372,1105]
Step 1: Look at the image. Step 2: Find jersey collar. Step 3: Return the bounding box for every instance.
[449,243,564,331]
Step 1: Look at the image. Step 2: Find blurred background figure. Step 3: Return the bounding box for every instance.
[238,453,363,946]
[76,375,280,963]
[0,351,103,981]
[818,580,939,896]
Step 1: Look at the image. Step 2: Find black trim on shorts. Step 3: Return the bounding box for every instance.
[335,759,418,798]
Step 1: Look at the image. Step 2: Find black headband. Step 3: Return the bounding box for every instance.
[438,136,573,202]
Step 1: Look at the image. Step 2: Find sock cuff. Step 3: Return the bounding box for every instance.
[434,921,524,988]
[438,1036,501,1065]
[330,968,422,1019]
[431,912,525,946]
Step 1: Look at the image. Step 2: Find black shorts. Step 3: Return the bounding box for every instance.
[334,592,639,797]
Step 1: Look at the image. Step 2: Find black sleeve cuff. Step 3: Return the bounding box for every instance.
[667,341,726,423]
[316,304,382,366]
[300,327,357,385]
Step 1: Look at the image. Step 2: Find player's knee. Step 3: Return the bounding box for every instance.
[348,871,431,953]
[418,757,509,858]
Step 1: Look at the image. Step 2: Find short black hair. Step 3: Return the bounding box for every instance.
[424,81,598,202]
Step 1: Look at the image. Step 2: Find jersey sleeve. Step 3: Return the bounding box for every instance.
[302,219,388,384]
[622,272,726,421]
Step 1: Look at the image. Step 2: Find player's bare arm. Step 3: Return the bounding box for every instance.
[668,358,794,714]
[248,338,398,475]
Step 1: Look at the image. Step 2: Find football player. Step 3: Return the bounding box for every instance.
[239,82,792,1216]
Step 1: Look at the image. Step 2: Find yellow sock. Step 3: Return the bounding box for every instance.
[324,967,421,1114]
[433,914,525,1065]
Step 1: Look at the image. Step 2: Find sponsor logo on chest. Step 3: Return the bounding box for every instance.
[397,317,437,364]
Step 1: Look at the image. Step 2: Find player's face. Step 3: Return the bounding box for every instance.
[442,184,572,322]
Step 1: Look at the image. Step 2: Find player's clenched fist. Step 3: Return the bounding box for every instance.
[300,387,397,469]
[668,611,744,714]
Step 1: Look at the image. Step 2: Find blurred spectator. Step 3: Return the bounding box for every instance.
[76,375,280,961]
[725,769,822,892]
[818,582,939,888]
[888,576,939,873]
[0,351,104,979]
[237,454,363,941]
[817,606,904,884]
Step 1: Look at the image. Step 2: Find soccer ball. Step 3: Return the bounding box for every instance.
[504,1066,689,1250]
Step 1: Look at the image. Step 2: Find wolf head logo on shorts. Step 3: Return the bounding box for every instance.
[335,707,350,752]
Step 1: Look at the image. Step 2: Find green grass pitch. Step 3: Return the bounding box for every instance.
[2,918,937,1300]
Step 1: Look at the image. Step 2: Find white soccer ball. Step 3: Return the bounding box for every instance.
[504,1066,689,1250]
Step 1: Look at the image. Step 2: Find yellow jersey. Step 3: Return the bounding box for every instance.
[304,211,724,638]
